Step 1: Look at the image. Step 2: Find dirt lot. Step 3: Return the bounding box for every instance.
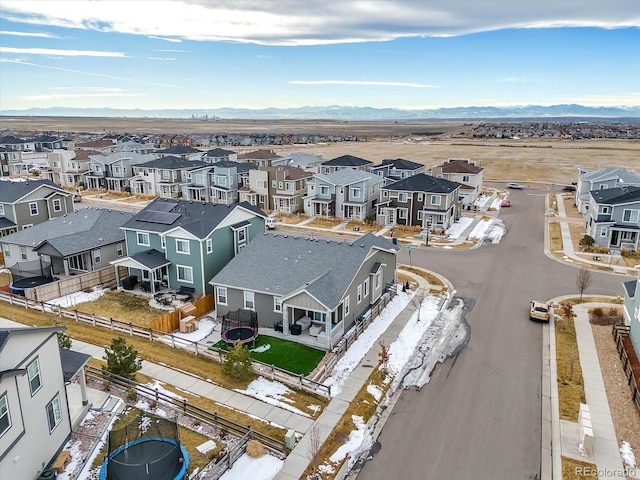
[2,116,638,184]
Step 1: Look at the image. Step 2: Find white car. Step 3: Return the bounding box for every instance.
[265,217,278,230]
[507,182,523,189]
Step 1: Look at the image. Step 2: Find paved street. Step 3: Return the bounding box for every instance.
[357,188,625,480]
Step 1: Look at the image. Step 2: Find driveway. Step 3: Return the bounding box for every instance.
[357,188,625,479]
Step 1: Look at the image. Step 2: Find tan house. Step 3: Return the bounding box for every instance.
[430,158,484,209]
[240,165,311,213]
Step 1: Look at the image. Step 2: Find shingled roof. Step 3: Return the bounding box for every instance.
[382,173,460,193]
[590,186,640,205]
[322,154,373,167]
[0,179,68,203]
[135,156,207,170]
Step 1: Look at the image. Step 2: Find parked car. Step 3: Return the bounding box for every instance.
[562,185,576,192]
[265,217,278,230]
[501,199,511,207]
[530,301,551,322]
[507,183,523,189]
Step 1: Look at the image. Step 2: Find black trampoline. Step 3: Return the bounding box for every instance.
[221,308,258,345]
[10,275,56,295]
[99,413,188,480]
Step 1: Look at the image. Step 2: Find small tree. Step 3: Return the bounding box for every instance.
[103,337,142,380]
[57,332,72,349]
[576,267,592,301]
[411,288,430,322]
[307,425,322,480]
[222,341,254,379]
[578,235,595,251]
[378,340,390,372]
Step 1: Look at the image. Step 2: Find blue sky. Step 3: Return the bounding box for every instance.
[0,1,639,111]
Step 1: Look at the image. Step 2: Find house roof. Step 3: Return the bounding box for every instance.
[204,148,236,157]
[314,169,384,187]
[0,179,69,203]
[623,280,637,298]
[1,208,133,256]
[437,159,483,174]
[382,173,460,193]
[135,156,207,170]
[89,152,156,166]
[581,167,640,185]
[73,149,100,160]
[237,150,280,160]
[590,186,640,205]
[210,233,396,310]
[131,249,171,269]
[155,145,201,155]
[277,165,313,180]
[322,154,373,167]
[59,348,91,382]
[0,326,65,355]
[212,160,256,173]
[121,198,266,238]
[273,152,325,166]
[0,217,17,230]
[379,158,424,171]
[75,139,114,148]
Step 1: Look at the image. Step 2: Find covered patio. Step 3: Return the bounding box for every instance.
[60,348,92,430]
[110,249,171,296]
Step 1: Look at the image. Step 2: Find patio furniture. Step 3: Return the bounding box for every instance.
[309,324,323,337]
[177,286,195,302]
[296,316,311,331]
[122,275,137,290]
[290,323,302,336]
[180,315,197,333]
[140,281,151,292]
[274,321,283,332]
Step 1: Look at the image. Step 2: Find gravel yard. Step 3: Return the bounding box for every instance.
[591,324,640,477]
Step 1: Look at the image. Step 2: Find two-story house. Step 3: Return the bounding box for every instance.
[376,173,462,230]
[320,155,374,175]
[1,208,132,277]
[111,199,267,296]
[304,169,384,220]
[370,158,425,184]
[40,149,92,188]
[586,186,640,250]
[210,233,397,350]
[0,135,36,152]
[99,140,156,155]
[430,158,484,209]
[33,135,65,152]
[576,167,640,214]
[0,147,17,177]
[237,149,281,167]
[154,145,203,161]
[130,156,207,198]
[622,271,640,358]
[202,148,238,164]
[207,161,255,205]
[0,326,75,480]
[240,165,311,213]
[0,180,73,237]
[272,152,326,173]
[84,152,156,192]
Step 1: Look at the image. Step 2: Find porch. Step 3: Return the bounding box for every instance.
[105,176,128,192]
[342,201,367,221]
[157,181,181,199]
[84,173,106,190]
[609,226,639,250]
[211,186,236,204]
[273,194,300,214]
[130,176,153,195]
[183,183,208,202]
[110,249,171,296]
[309,197,335,217]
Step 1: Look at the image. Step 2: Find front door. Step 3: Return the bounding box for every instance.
[387,208,396,225]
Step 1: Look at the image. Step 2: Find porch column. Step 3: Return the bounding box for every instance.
[282,307,290,336]
[63,258,70,276]
[79,368,88,406]
[114,265,121,289]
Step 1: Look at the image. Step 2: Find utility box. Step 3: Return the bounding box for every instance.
[285,429,296,449]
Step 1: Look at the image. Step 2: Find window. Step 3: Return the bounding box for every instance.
[216,287,227,305]
[259,194,265,204]
[382,191,388,198]
[274,297,282,313]
[357,285,362,304]
[351,187,361,198]
[137,232,150,246]
[344,295,350,315]
[206,238,213,254]
[176,265,193,283]
[46,394,62,433]
[161,236,166,250]
[600,228,607,237]
[375,271,381,289]
[417,211,424,220]
[53,161,60,168]
[601,206,611,214]
[417,193,423,202]
[27,358,42,395]
[462,175,470,182]
[238,229,246,242]
[29,202,38,216]
[320,186,330,195]
[279,182,284,189]
[398,209,407,219]
[398,193,407,202]
[215,174,228,187]
[113,165,121,174]
[20,246,27,260]
[162,170,170,180]
[68,253,88,271]
[622,209,639,223]
[285,182,292,191]
[176,239,190,254]
[116,243,123,257]
[52,198,62,212]
[272,180,277,188]
[431,195,441,205]
[0,205,4,215]
[244,291,255,310]
[256,180,266,189]
[93,248,101,264]
[0,394,10,437]
[363,278,369,297]
[1,244,9,258]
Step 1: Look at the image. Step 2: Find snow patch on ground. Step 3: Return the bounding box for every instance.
[446,217,473,240]
[219,453,283,480]
[235,377,310,417]
[620,440,636,468]
[367,384,382,401]
[158,318,216,346]
[49,286,109,308]
[468,218,506,244]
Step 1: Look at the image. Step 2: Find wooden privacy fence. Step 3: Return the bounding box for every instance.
[25,266,128,302]
[84,366,285,457]
[612,324,640,412]
[151,294,215,333]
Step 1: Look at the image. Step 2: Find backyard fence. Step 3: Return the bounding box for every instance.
[151,294,215,333]
[25,266,128,302]
[84,366,285,464]
[612,324,640,412]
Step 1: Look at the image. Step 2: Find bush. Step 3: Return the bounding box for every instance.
[246,440,266,458]
[578,235,595,250]
[103,337,142,380]
[590,307,604,318]
[222,341,254,379]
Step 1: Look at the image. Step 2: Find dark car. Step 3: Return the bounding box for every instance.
[562,185,576,192]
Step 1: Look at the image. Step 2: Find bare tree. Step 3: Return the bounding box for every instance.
[576,267,593,301]
[411,288,430,322]
[378,340,390,371]
[307,424,322,479]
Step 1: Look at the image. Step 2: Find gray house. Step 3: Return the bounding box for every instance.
[83,152,156,192]
[112,199,267,295]
[210,233,397,350]
[0,180,74,237]
[0,208,132,276]
[586,186,640,250]
[320,155,374,175]
[576,167,640,214]
[370,158,425,184]
[622,272,640,357]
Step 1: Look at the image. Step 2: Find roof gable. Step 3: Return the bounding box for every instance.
[0,179,69,203]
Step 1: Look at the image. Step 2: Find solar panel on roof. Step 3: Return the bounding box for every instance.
[149,201,177,212]
[136,210,181,224]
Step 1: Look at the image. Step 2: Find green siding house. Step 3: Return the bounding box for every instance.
[111,198,266,296]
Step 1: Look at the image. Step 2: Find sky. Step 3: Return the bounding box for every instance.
[0,1,639,112]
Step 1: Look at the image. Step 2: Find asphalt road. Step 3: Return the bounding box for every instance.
[356,188,625,480]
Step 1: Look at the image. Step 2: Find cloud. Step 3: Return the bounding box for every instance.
[0,58,181,88]
[1,0,637,46]
[0,30,60,38]
[0,46,125,57]
[147,35,182,43]
[155,49,189,53]
[146,56,176,61]
[18,87,142,101]
[290,80,438,88]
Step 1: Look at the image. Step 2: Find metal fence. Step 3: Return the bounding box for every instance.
[612,324,640,412]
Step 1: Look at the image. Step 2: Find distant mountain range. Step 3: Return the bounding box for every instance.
[1,104,639,120]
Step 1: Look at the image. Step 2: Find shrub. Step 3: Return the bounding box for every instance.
[103,337,142,380]
[578,235,595,250]
[222,341,254,379]
[590,307,604,318]
[246,440,266,458]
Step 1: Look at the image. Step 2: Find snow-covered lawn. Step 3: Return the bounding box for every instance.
[48,286,109,308]
[446,217,473,239]
[219,452,283,480]
[468,217,506,244]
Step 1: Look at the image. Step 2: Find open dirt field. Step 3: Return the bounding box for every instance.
[1,116,638,183]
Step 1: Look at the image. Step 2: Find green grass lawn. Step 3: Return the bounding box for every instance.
[212,335,325,376]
